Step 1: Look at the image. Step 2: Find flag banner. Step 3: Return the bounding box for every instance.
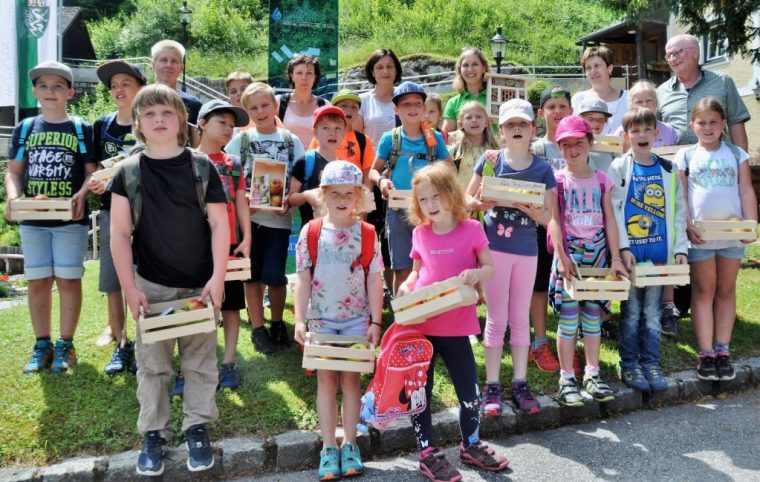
[16,0,58,110]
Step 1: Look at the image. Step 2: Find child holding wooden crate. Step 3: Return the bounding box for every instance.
[399,162,509,482]
[449,101,501,189]
[547,115,627,407]
[675,97,758,381]
[608,107,688,392]
[293,161,383,480]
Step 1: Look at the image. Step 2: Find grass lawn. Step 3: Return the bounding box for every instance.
[2,246,760,467]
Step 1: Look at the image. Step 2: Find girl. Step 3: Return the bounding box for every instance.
[571,46,629,135]
[400,162,508,482]
[466,99,555,416]
[547,115,627,406]
[294,161,383,481]
[424,93,448,144]
[441,47,490,133]
[450,101,501,188]
[675,97,757,381]
[613,80,678,149]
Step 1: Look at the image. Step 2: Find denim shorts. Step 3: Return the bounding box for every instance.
[308,315,368,337]
[98,210,121,293]
[20,223,88,280]
[688,246,746,263]
[249,222,289,286]
[385,208,414,271]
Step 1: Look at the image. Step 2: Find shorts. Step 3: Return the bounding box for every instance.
[386,208,414,271]
[249,222,289,286]
[98,210,121,293]
[533,225,552,292]
[20,223,88,280]
[688,246,745,263]
[308,315,368,337]
[223,248,246,311]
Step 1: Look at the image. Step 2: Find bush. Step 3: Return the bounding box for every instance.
[528,79,549,107]
[191,0,264,55]
[69,85,115,123]
[88,17,128,59]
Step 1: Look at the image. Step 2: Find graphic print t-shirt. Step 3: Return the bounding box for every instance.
[559,169,614,241]
[623,161,668,264]
[94,114,136,210]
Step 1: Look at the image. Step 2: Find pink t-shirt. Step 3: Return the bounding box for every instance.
[409,219,489,337]
[559,169,614,242]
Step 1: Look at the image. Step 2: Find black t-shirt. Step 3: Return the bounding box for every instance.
[94,113,136,211]
[110,149,227,288]
[180,91,202,125]
[291,151,330,224]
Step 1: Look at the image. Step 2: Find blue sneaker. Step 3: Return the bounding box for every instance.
[319,446,341,480]
[50,339,77,373]
[104,341,135,376]
[136,431,166,476]
[186,424,214,471]
[218,363,242,391]
[23,340,54,373]
[642,364,668,391]
[170,371,184,400]
[340,442,364,477]
[620,365,651,392]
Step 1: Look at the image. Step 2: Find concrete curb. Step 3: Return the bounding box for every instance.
[2,356,759,481]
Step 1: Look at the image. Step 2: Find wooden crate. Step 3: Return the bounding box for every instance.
[592,135,625,154]
[387,190,413,210]
[225,257,251,281]
[358,188,376,213]
[250,159,288,211]
[566,267,630,301]
[10,198,73,221]
[631,264,690,287]
[480,177,545,206]
[138,297,216,344]
[391,277,479,325]
[651,145,681,161]
[91,154,126,182]
[302,333,375,373]
[693,219,758,241]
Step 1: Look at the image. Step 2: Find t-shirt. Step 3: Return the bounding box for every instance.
[225,128,305,230]
[10,115,96,227]
[571,89,630,135]
[675,142,749,249]
[375,128,450,190]
[359,91,396,147]
[442,89,487,121]
[110,149,227,288]
[295,221,383,321]
[474,152,556,255]
[409,219,488,337]
[558,169,614,241]
[612,120,679,148]
[450,143,485,189]
[308,130,375,171]
[94,113,136,211]
[180,91,202,125]
[208,151,246,245]
[291,151,330,225]
[530,136,613,174]
[623,160,668,264]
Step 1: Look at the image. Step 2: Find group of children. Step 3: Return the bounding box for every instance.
[5,41,756,481]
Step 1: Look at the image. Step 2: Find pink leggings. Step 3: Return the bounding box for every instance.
[482,250,537,349]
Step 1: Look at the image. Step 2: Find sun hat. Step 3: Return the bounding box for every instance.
[555,115,593,143]
[498,98,534,125]
[319,160,363,187]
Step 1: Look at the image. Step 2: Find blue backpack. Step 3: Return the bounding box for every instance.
[14,115,88,161]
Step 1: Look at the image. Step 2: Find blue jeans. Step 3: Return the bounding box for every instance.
[619,285,663,369]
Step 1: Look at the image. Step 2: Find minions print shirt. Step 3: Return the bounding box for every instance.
[624,161,668,264]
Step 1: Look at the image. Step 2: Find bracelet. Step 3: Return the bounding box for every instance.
[370,321,382,327]
[611,257,622,262]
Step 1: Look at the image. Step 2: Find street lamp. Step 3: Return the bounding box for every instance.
[490,25,508,74]
[178,0,192,92]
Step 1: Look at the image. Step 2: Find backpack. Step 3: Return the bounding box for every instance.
[386,126,438,172]
[14,115,88,161]
[277,93,326,122]
[212,154,243,203]
[306,217,376,276]
[239,128,294,170]
[547,170,607,256]
[121,149,211,230]
[357,322,434,431]
[302,150,318,191]
[353,130,367,167]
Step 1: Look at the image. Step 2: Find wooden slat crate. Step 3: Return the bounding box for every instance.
[651,145,682,160]
[631,264,690,287]
[566,267,630,301]
[138,297,216,344]
[358,188,376,213]
[480,177,545,206]
[11,198,73,221]
[387,190,413,210]
[302,333,375,373]
[91,154,126,182]
[391,277,479,325]
[592,135,625,154]
[693,219,758,241]
[225,257,251,281]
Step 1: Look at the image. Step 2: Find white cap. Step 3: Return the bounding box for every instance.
[319,160,363,187]
[498,98,534,125]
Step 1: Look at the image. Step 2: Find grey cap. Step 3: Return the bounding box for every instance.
[578,98,612,117]
[198,99,250,127]
[96,61,147,87]
[29,60,73,85]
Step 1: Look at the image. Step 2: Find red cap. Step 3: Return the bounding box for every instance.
[313,105,346,127]
[555,115,593,143]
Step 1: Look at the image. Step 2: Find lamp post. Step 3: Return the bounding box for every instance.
[178,0,192,92]
[490,25,508,74]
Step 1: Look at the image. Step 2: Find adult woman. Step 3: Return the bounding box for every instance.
[441,47,490,134]
[571,46,629,135]
[355,49,402,147]
[277,54,327,147]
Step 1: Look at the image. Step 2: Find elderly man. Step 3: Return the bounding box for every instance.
[150,39,202,125]
[657,34,750,150]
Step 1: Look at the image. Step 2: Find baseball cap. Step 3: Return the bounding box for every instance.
[578,98,611,117]
[313,105,347,127]
[555,115,593,143]
[198,99,250,127]
[29,60,73,85]
[331,89,361,106]
[498,98,534,125]
[96,61,147,87]
[319,160,363,187]
[539,86,571,109]
[392,81,427,105]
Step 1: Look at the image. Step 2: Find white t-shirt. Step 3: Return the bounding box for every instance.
[571,89,630,135]
[359,91,396,147]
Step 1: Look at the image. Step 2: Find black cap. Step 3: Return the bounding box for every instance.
[198,99,250,127]
[539,86,571,109]
[96,61,147,87]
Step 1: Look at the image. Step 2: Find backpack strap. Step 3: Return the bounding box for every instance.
[682,145,697,177]
[355,131,367,165]
[190,150,210,218]
[278,93,291,121]
[280,129,295,164]
[72,116,88,155]
[351,221,376,274]
[121,154,143,229]
[387,127,402,171]
[726,142,742,164]
[555,172,570,257]
[100,112,118,148]
[239,131,250,167]
[307,217,323,276]
[303,150,317,190]
[316,96,327,108]
[14,116,37,161]
[450,141,463,171]
[482,149,501,178]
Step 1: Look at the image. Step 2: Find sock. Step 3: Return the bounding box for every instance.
[60,337,73,343]
[714,343,730,356]
[36,336,51,343]
[560,370,575,380]
[511,378,527,386]
[222,362,236,369]
[419,447,435,460]
[700,349,716,358]
[486,380,500,386]
[531,336,549,350]
[584,365,600,377]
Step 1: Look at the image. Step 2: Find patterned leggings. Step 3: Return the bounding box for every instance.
[557,297,602,339]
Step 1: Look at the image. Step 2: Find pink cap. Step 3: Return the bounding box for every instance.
[313,105,346,127]
[555,115,592,142]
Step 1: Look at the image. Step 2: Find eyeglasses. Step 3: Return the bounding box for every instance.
[664,46,696,60]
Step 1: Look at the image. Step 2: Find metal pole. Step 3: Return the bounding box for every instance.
[182,23,187,92]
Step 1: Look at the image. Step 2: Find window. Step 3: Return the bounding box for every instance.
[702,23,728,63]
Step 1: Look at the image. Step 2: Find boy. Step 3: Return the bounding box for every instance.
[5,60,96,374]
[368,81,451,294]
[608,107,688,392]
[225,71,254,109]
[225,82,306,356]
[197,99,251,390]
[110,84,229,476]
[578,97,615,173]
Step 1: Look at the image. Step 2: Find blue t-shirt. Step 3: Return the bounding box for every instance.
[623,159,668,264]
[376,128,449,190]
[474,152,556,256]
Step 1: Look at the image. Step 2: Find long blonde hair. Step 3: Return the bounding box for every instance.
[455,101,501,153]
[408,163,468,226]
[453,48,489,94]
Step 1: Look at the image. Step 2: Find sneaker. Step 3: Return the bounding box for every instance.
[715,354,736,381]
[383,287,394,308]
[620,365,650,392]
[251,326,278,356]
[481,383,502,416]
[269,320,291,348]
[601,319,618,339]
[641,363,668,391]
[50,339,77,373]
[318,446,341,481]
[697,355,719,381]
[170,371,185,400]
[185,423,214,472]
[23,340,54,373]
[136,431,167,476]
[529,343,560,372]
[459,440,509,471]
[558,378,584,407]
[419,448,461,482]
[511,381,541,414]
[340,442,364,477]
[573,350,583,378]
[660,303,680,337]
[582,375,615,402]
[218,363,242,391]
[104,341,135,376]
